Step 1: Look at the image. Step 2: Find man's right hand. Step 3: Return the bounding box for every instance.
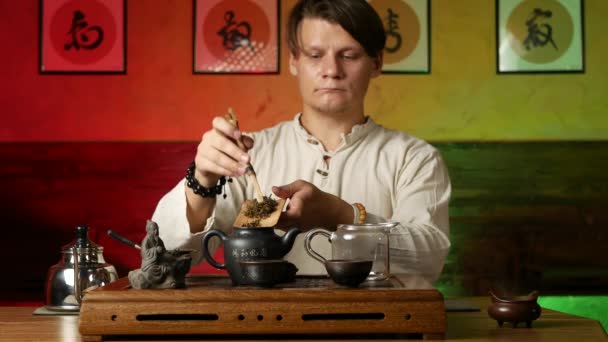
[193,116,254,187]
[185,115,254,233]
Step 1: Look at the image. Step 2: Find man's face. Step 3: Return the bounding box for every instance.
[289,18,382,116]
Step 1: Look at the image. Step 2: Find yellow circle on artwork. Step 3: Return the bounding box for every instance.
[369,0,420,64]
[506,0,573,64]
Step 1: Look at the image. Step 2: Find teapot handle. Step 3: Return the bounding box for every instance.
[72,246,83,305]
[304,228,331,264]
[202,230,227,269]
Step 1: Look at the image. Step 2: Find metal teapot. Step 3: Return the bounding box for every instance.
[44,225,118,311]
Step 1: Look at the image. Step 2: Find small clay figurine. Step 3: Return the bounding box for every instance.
[128,220,192,289]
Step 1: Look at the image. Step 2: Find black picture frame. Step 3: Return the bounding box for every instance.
[192,0,280,74]
[496,0,585,74]
[39,0,127,74]
[370,0,431,74]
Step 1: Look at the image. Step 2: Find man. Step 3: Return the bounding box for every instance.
[153,0,451,282]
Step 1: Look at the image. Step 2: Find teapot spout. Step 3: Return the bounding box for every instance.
[280,227,301,256]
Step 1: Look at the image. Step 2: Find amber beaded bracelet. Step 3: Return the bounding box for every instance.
[353,202,367,224]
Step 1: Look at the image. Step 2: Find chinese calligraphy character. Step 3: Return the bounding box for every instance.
[384,8,402,53]
[523,8,558,51]
[217,11,254,52]
[64,10,104,51]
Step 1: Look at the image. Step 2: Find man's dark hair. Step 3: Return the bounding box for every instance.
[287,0,386,58]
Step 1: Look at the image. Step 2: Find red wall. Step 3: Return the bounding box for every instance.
[0,0,298,141]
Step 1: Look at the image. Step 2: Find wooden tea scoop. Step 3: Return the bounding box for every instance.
[233,197,286,228]
[226,108,286,228]
[225,108,264,203]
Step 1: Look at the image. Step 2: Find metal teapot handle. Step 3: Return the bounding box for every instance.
[72,246,83,304]
[304,228,331,264]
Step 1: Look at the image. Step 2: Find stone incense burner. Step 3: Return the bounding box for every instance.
[487,290,542,328]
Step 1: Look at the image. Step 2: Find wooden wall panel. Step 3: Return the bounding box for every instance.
[0,143,196,302]
[1,142,607,302]
[439,142,608,296]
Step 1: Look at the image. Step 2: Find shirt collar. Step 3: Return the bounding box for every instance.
[292,113,377,151]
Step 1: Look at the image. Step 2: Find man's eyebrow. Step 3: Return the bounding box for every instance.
[302,45,362,52]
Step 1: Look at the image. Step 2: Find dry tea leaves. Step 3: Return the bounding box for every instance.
[244,196,278,219]
[233,197,286,228]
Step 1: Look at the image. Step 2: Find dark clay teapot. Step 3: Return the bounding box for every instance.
[202,227,301,285]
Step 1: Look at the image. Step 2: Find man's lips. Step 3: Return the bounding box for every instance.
[315,87,345,92]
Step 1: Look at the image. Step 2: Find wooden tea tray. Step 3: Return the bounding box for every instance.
[79,274,446,341]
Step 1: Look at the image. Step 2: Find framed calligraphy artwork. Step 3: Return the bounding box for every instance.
[193,0,280,74]
[39,0,126,74]
[369,0,430,74]
[496,0,585,73]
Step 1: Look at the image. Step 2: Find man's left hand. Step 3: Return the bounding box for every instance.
[272,180,353,231]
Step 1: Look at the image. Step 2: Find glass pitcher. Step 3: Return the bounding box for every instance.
[305,222,398,280]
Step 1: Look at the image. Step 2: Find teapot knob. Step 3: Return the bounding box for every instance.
[75,225,91,248]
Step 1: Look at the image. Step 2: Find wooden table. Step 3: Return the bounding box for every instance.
[1,297,605,341]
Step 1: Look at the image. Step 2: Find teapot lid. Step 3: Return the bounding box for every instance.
[337,222,399,232]
[61,225,103,253]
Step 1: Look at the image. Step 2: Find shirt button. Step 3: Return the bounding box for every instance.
[307,139,319,145]
[316,169,329,176]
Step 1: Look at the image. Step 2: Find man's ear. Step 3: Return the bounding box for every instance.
[289,53,298,76]
[371,51,383,78]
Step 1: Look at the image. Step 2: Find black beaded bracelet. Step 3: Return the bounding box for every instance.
[185,162,232,198]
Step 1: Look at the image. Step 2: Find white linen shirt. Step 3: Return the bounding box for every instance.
[153,114,451,282]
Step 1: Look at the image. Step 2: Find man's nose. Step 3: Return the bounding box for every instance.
[321,55,344,79]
